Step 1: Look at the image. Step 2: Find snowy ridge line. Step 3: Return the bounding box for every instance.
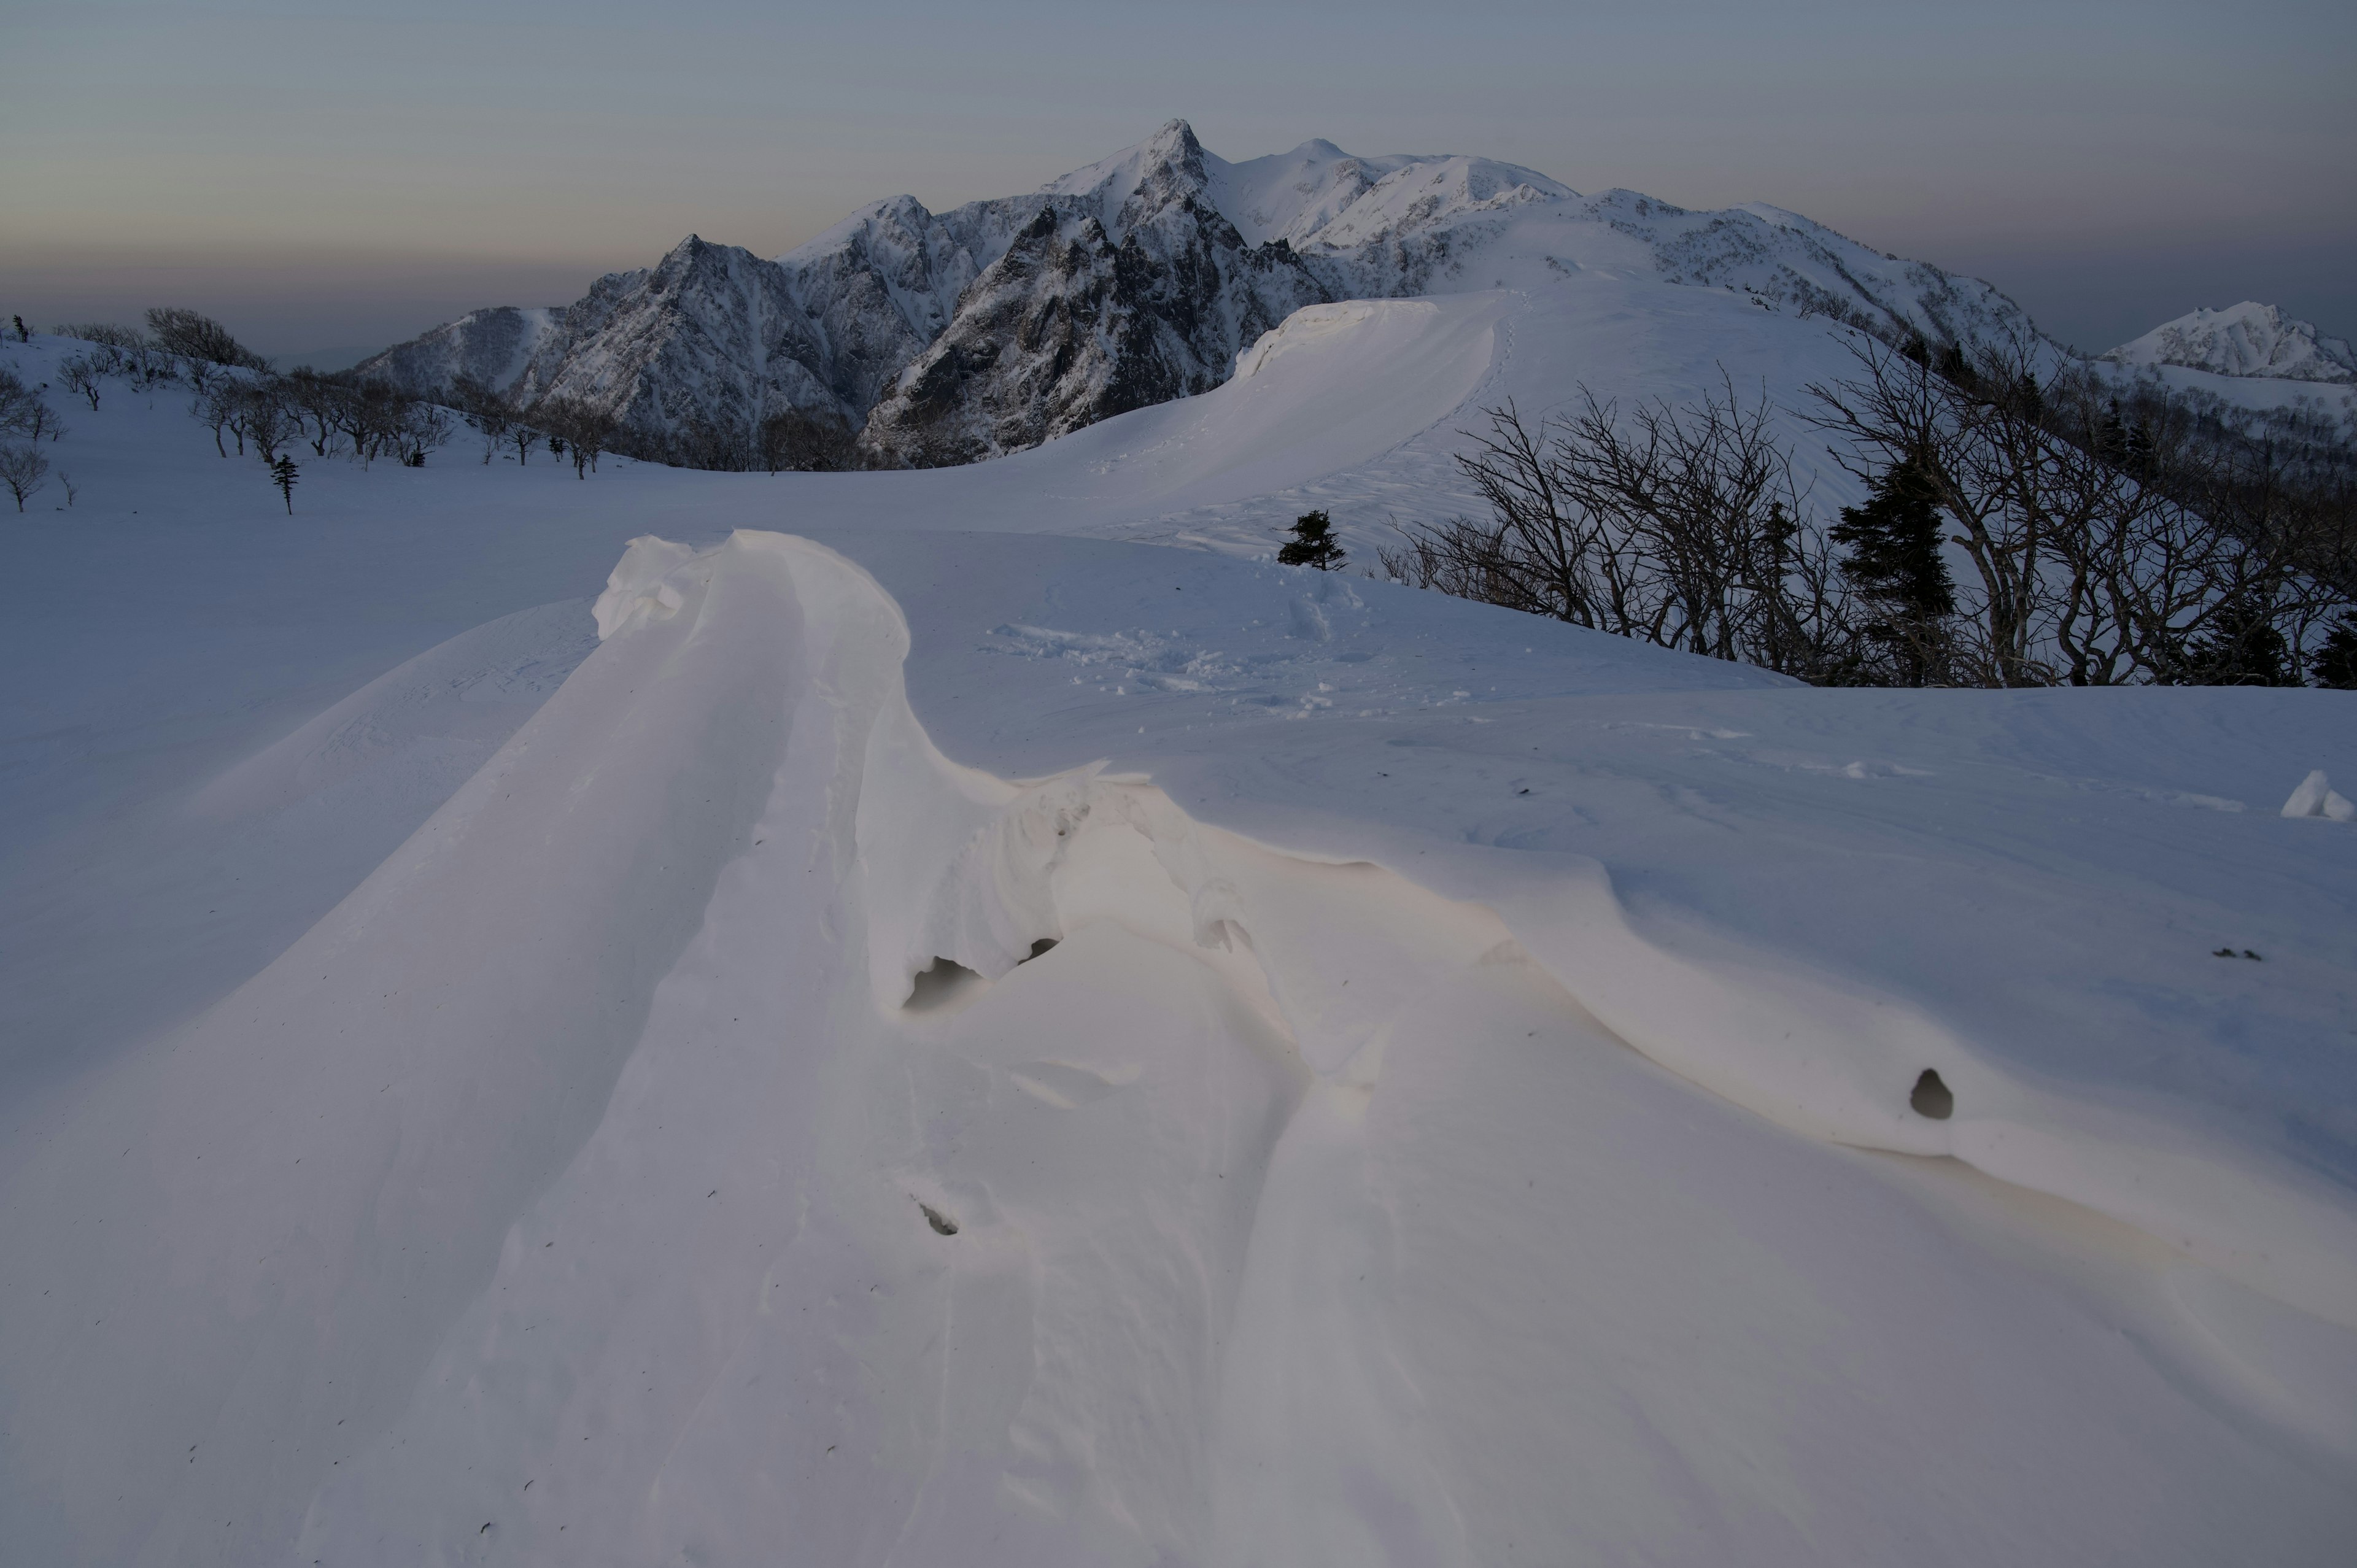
[600,532,2357,1332]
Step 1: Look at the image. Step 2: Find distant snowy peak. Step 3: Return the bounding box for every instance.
[1205,136,1574,249]
[2102,301,2356,384]
[357,306,563,399]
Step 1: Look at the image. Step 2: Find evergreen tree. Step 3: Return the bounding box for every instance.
[1831,452,1954,684]
[2315,614,2357,690]
[2185,595,2290,686]
[270,454,299,514]
[1277,509,1345,570]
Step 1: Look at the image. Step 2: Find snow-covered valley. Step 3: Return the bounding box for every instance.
[2,253,2355,1566]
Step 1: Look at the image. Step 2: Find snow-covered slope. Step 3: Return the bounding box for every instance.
[358,121,2053,466]
[2105,301,2356,384]
[4,279,2354,1567]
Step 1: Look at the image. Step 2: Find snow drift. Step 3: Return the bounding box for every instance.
[7,527,2353,1566]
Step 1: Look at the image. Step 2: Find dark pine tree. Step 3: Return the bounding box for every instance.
[1277,509,1346,571]
[2315,614,2357,690]
[270,454,299,514]
[1831,452,1955,684]
[2185,596,2291,686]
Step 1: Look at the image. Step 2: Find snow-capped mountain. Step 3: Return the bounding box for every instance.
[357,120,2051,466]
[2102,301,2356,384]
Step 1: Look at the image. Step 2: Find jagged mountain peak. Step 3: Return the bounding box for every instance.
[2102,301,2355,384]
[1042,118,1205,195]
[1035,118,1217,243]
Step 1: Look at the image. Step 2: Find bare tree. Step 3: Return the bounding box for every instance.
[330,379,414,466]
[395,402,454,466]
[759,407,859,473]
[1382,381,1859,681]
[0,368,54,441]
[1803,334,2348,686]
[509,421,543,466]
[52,322,145,351]
[199,378,246,456]
[537,396,618,478]
[58,357,103,412]
[241,379,296,463]
[282,370,352,458]
[0,442,50,511]
[449,374,513,463]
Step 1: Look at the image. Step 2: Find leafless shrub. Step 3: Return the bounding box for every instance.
[52,322,145,352]
[282,369,352,458]
[448,374,513,463]
[0,368,60,443]
[1804,334,2349,686]
[536,396,618,478]
[395,402,454,466]
[57,357,104,411]
[144,307,268,371]
[1382,380,1859,681]
[240,380,296,463]
[198,378,247,457]
[0,442,50,511]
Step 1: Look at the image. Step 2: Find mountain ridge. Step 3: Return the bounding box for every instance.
[356,119,2054,467]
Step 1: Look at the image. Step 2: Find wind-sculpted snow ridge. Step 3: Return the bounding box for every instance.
[2104,301,2357,384]
[9,529,2350,1565]
[359,119,2059,468]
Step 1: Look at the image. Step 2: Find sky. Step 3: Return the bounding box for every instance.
[4,0,2351,362]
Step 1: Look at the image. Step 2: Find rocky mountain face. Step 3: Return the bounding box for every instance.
[357,120,2057,468]
[862,122,1330,463]
[2101,301,2356,384]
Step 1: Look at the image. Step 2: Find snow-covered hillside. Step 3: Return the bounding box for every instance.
[2,280,2353,1568]
[355,120,2051,465]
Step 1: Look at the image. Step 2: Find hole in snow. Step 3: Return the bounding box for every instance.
[918,1202,959,1236]
[1018,937,1061,964]
[1910,1069,1954,1120]
[904,957,982,1012]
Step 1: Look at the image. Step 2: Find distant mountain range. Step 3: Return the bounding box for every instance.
[354,122,2328,468]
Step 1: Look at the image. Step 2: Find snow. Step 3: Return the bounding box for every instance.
[2282,769,2356,822]
[4,270,2356,1568]
[2103,301,2357,384]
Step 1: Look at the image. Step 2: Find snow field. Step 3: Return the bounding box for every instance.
[1,266,2355,1565]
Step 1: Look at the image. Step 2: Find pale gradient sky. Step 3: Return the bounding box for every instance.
[4,0,2351,361]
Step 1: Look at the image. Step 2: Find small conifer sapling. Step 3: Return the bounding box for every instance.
[270,454,300,514]
[1277,509,1345,570]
